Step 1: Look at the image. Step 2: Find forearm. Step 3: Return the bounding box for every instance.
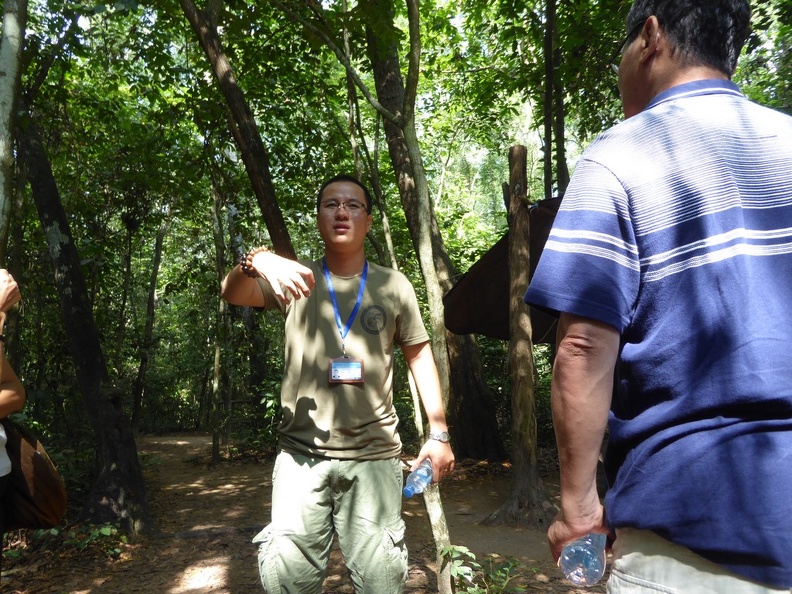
[404,341,448,432]
[403,341,454,478]
[0,274,25,418]
[222,248,314,308]
[0,354,25,418]
[552,314,619,523]
[220,264,266,307]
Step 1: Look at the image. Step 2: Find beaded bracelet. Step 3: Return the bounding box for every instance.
[240,246,270,278]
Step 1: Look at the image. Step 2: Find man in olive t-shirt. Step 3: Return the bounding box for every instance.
[221,175,455,594]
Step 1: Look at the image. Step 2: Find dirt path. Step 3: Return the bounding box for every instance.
[3,433,604,593]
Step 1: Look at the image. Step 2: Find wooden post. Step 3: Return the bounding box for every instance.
[484,145,553,526]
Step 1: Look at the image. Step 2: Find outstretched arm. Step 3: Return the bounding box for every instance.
[221,248,315,308]
[402,341,455,483]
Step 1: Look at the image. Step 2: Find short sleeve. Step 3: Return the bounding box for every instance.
[524,159,640,332]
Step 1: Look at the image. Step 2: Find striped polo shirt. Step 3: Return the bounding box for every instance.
[525,79,792,588]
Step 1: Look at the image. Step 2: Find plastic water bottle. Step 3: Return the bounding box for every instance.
[559,532,607,586]
[403,459,433,498]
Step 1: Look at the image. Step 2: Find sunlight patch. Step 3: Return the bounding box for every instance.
[168,556,229,593]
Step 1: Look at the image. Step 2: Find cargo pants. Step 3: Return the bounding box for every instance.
[253,451,408,594]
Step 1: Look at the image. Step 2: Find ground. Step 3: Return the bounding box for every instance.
[2,434,607,593]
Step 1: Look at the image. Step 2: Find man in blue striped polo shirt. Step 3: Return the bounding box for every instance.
[524,0,792,592]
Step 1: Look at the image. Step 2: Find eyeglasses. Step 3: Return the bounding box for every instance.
[320,199,368,214]
[609,20,646,76]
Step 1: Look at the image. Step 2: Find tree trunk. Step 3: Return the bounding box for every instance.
[542,0,555,201]
[131,219,168,431]
[18,115,152,532]
[0,0,26,253]
[363,3,451,592]
[483,146,552,527]
[180,0,295,259]
[211,182,231,462]
[553,44,570,194]
[115,224,134,375]
[364,0,506,462]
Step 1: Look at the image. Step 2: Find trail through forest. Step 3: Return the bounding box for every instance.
[3,433,605,593]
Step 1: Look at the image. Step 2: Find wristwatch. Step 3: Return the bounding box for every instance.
[428,430,449,443]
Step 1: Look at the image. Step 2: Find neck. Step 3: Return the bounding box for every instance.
[656,65,728,94]
[323,250,366,276]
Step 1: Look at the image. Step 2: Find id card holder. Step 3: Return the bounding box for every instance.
[329,357,364,384]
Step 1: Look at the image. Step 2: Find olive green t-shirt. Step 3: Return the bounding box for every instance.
[257,259,430,460]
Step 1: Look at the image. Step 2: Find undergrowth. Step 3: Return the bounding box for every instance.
[442,544,533,593]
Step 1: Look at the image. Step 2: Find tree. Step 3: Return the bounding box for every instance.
[17,115,152,530]
[0,0,27,254]
[736,0,792,115]
[361,0,507,461]
[179,0,295,259]
[6,0,789,544]
[483,146,551,527]
[131,218,169,431]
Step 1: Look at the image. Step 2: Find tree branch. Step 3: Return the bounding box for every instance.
[403,0,420,122]
[268,0,403,126]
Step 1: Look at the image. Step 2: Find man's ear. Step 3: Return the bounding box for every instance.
[638,15,662,64]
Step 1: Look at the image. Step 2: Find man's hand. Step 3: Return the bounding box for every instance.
[547,502,608,562]
[412,438,455,483]
[251,251,315,304]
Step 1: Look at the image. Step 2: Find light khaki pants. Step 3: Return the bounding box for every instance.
[253,451,408,594]
[607,528,792,594]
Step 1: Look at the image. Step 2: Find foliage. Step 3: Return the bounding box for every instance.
[6,0,791,520]
[62,523,127,559]
[3,523,128,565]
[734,0,792,115]
[533,344,555,446]
[442,544,528,593]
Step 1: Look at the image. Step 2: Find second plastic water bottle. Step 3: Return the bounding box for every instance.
[403,459,433,498]
[559,532,607,586]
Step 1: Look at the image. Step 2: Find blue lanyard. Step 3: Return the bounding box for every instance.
[322,259,368,355]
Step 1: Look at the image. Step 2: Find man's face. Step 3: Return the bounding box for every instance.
[316,181,372,252]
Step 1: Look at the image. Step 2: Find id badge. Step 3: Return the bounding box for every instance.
[329,357,364,384]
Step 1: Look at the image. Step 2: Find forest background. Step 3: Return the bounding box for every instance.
[0,0,790,547]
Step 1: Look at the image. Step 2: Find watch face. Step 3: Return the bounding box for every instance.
[431,431,449,443]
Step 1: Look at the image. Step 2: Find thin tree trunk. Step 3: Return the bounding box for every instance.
[131,218,168,431]
[484,146,552,527]
[364,1,506,462]
[115,224,134,373]
[180,0,295,259]
[362,3,466,591]
[18,115,152,532]
[211,183,230,463]
[0,0,27,253]
[543,0,555,201]
[553,44,570,194]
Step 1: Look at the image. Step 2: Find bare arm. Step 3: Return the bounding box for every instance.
[0,349,25,419]
[220,249,315,308]
[548,313,619,561]
[0,271,25,418]
[402,341,455,482]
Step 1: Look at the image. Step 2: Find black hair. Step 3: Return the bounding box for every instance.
[626,0,751,75]
[316,175,373,214]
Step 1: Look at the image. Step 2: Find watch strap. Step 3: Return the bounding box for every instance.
[428,430,449,443]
